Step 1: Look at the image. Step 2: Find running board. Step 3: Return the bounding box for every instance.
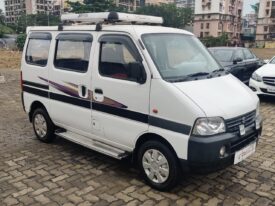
[55,131,129,159]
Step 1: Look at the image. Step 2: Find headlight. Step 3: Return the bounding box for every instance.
[192,117,225,136]
[252,72,262,82]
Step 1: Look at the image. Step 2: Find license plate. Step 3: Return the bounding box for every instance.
[267,86,275,93]
[234,141,256,164]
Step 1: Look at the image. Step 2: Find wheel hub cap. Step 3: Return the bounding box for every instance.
[142,149,169,184]
[34,114,47,138]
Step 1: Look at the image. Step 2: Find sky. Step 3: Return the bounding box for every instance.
[0,1,4,13]
[242,0,259,16]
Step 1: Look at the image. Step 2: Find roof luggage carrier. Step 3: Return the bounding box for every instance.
[60,12,163,29]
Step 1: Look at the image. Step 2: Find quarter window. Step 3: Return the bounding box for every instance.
[54,33,92,73]
[25,33,51,67]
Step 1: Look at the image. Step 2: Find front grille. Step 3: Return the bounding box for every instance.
[231,131,258,153]
[263,76,275,86]
[225,110,256,133]
[261,88,275,94]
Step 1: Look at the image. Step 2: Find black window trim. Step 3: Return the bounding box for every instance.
[25,32,52,67]
[98,34,146,83]
[53,33,93,73]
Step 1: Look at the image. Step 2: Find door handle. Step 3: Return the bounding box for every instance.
[95,88,103,94]
[78,85,87,98]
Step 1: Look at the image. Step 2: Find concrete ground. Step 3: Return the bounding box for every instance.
[0,69,274,206]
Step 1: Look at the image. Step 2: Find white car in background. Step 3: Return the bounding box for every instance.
[249,56,275,96]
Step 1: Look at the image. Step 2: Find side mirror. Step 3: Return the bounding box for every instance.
[233,57,243,64]
[128,62,146,84]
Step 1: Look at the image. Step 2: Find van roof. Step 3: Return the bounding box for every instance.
[27,25,194,37]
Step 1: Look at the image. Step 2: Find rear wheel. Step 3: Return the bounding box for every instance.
[137,140,180,191]
[32,108,55,143]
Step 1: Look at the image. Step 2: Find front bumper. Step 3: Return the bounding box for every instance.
[180,125,262,173]
[249,78,275,96]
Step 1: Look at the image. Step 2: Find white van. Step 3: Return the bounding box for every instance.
[21,12,262,190]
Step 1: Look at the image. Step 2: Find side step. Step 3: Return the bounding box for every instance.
[55,131,129,159]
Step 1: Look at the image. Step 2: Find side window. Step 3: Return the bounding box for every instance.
[234,50,244,60]
[54,33,92,73]
[243,49,254,60]
[25,33,51,67]
[99,35,144,82]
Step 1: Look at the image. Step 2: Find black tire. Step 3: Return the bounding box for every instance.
[32,108,55,143]
[137,140,180,191]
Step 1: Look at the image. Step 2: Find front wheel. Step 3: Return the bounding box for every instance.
[137,141,181,191]
[32,108,55,143]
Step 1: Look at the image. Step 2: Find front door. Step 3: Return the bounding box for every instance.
[48,32,93,136]
[91,33,150,149]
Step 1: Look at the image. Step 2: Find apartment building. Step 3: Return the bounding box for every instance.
[256,0,275,41]
[175,0,195,10]
[145,0,175,5]
[116,0,145,11]
[193,0,243,41]
[5,0,65,24]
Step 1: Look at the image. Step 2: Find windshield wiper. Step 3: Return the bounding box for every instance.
[211,68,225,73]
[187,72,210,77]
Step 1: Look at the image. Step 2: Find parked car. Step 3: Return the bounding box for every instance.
[208,47,263,84]
[21,12,262,191]
[249,56,275,96]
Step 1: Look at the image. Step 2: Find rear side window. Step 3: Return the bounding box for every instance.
[25,32,51,67]
[243,49,254,60]
[54,33,92,73]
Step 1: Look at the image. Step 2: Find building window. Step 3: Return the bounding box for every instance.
[264,26,268,32]
[267,1,270,7]
[266,9,270,16]
[206,23,210,29]
[201,23,204,29]
[200,32,203,38]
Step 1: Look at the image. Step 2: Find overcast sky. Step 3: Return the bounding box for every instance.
[243,0,259,16]
[0,1,4,13]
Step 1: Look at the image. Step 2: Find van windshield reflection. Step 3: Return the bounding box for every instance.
[142,34,225,82]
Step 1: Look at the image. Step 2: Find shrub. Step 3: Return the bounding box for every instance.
[16,33,27,51]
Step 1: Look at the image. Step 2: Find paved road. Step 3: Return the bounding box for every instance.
[0,69,274,206]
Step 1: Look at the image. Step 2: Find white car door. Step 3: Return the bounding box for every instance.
[48,32,93,136]
[91,33,150,149]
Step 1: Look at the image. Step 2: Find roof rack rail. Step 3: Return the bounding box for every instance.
[61,12,163,25]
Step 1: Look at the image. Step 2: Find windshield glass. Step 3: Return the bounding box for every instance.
[142,34,222,81]
[209,49,234,62]
[269,57,275,64]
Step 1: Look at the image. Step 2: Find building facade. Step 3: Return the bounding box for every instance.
[116,0,145,11]
[256,0,275,41]
[193,0,243,41]
[175,0,195,10]
[5,0,65,24]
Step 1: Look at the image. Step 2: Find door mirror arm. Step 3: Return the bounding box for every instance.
[128,62,147,84]
[233,57,243,65]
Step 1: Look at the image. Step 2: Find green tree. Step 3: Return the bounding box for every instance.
[251,3,259,15]
[0,9,5,24]
[67,0,117,13]
[15,13,60,33]
[201,33,229,47]
[135,4,193,28]
[16,33,27,50]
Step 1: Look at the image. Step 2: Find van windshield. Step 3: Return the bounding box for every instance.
[142,33,223,82]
